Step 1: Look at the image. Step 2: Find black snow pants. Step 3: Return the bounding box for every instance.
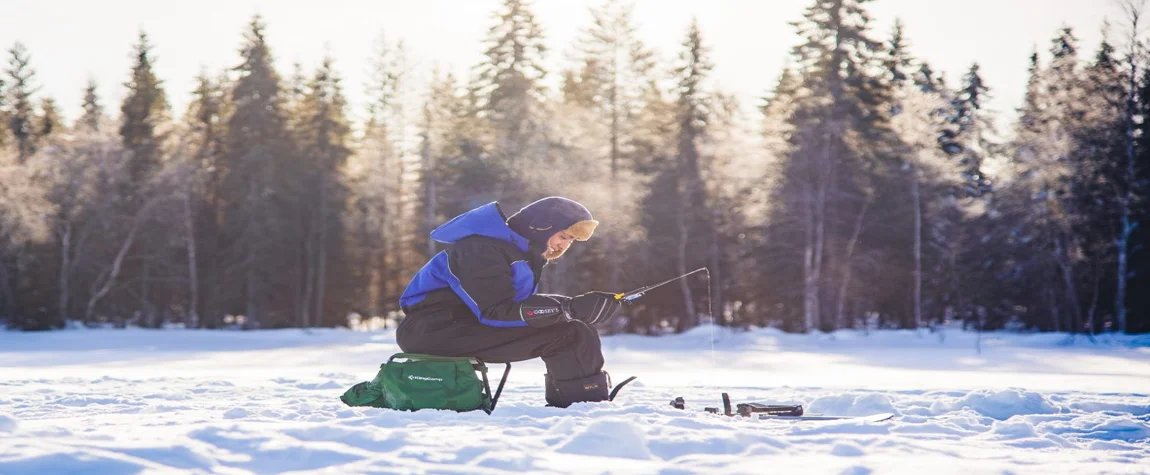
[396,304,604,382]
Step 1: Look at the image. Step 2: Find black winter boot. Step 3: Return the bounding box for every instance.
[545,371,611,408]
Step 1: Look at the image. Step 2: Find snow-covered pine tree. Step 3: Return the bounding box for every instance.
[293,56,352,328]
[119,31,169,194]
[78,78,104,132]
[221,15,293,328]
[5,42,38,162]
[37,97,62,140]
[772,0,891,332]
[565,0,657,291]
[474,0,549,205]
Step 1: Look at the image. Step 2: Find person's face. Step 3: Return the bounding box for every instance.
[543,230,577,260]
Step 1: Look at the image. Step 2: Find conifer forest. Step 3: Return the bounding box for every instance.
[1,0,1147,336]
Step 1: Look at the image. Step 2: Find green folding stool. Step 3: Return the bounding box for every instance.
[340,353,511,415]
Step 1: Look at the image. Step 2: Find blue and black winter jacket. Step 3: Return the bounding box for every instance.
[399,203,568,328]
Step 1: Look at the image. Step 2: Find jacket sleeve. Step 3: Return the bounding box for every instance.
[447,237,570,327]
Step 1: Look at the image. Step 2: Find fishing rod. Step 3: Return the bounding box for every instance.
[613,267,708,304]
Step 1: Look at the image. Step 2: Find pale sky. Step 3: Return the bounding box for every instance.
[0,0,1117,135]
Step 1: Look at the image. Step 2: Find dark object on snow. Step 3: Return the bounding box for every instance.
[700,392,802,417]
[339,353,510,414]
[670,397,685,410]
[610,376,638,400]
[738,403,804,417]
[545,372,638,408]
[696,392,891,422]
[758,412,894,422]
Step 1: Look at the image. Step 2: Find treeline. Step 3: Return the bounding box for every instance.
[0,0,1146,334]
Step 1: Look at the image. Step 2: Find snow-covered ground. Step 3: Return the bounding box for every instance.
[1,325,1148,474]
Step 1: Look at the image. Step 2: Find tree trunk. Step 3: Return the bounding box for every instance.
[394,105,409,303]
[1117,0,1143,334]
[1045,287,1061,332]
[302,206,317,328]
[58,222,73,322]
[811,173,828,332]
[314,172,330,328]
[803,185,820,332]
[0,255,15,322]
[141,262,153,327]
[86,200,157,322]
[675,193,697,331]
[1116,212,1132,333]
[377,205,391,318]
[246,265,258,328]
[424,137,437,258]
[389,151,406,310]
[1087,266,1101,335]
[182,193,200,329]
[244,177,261,328]
[1055,236,1084,333]
[709,206,722,325]
[835,195,871,328]
[676,107,701,332]
[608,60,623,291]
[911,169,923,330]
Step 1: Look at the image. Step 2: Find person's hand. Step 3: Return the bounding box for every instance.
[564,291,622,325]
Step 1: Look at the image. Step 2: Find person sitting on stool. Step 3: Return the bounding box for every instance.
[396,197,624,408]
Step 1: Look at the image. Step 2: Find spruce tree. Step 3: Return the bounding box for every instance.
[913,61,944,93]
[188,72,225,163]
[774,0,890,331]
[38,97,62,139]
[119,31,169,190]
[885,19,914,89]
[667,19,714,331]
[5,42,38,162]
[78,79,103,132]
[475,0,548,203]
[950,63,994,197]
[1114,6,1149,334]
[0,69,6,146]
[1003,29,1092,333]
[294,56,352,327]
[1018,48,1042,133]
[180,71,226,329]
[568,0,657,290]
[1131,64,1150,333]
[221,15,293,327]
[362,34,411,314]
[1072,31,1131,334]
[570,0,655,177]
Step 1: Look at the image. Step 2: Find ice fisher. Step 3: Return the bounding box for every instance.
[395,197,632,408]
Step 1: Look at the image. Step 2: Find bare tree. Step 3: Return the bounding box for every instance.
[182,190,199,328]
[86,196,170,322]
[891,85,963,331]
[32,129,128,323]
[1114,0,1145,333]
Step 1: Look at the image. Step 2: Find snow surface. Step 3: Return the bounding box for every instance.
[1,325,1148,474]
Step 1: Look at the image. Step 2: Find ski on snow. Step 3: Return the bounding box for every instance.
[756,412,895,422]
[670,393,894,422]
